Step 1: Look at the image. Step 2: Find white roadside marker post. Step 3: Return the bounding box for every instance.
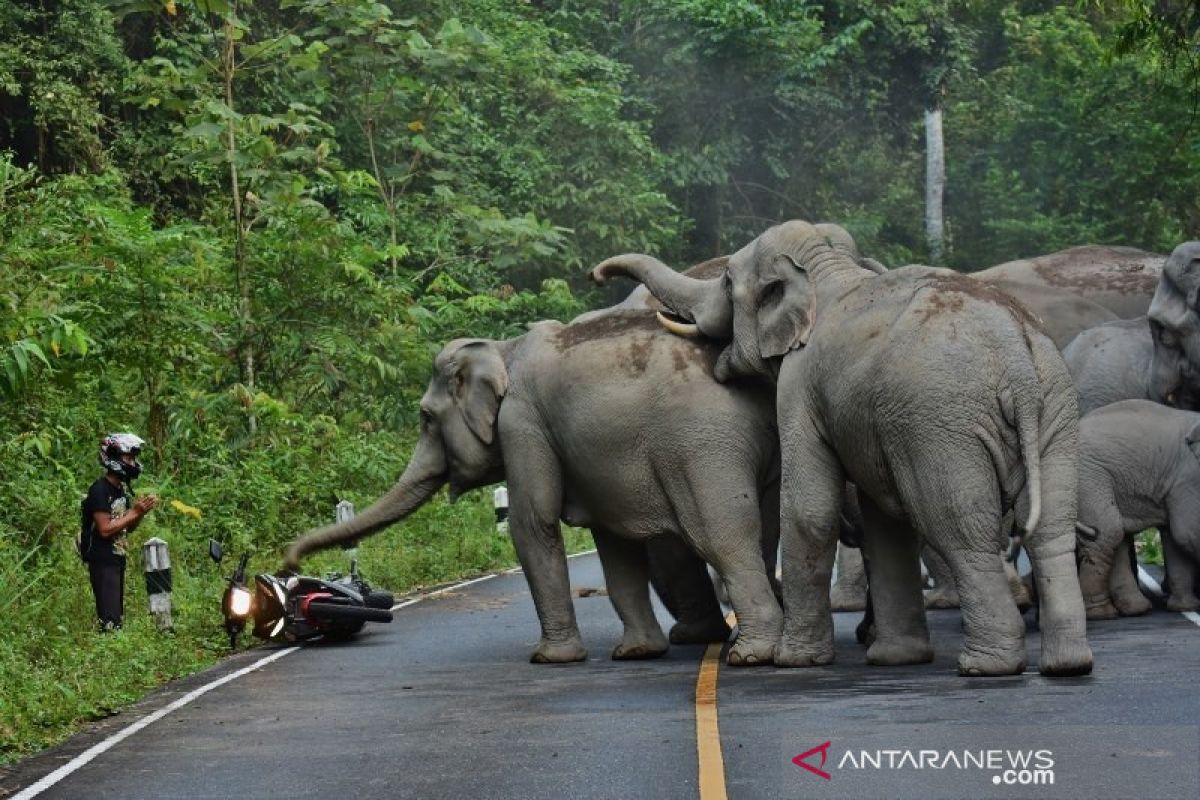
[143,537,173,631]
[493,486,509,534]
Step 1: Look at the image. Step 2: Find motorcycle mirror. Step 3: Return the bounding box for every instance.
[208,539,223,563]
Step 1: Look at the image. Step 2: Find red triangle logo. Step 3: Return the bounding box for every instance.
[792,741,833,780]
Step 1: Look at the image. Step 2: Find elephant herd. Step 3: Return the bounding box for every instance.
[284,222,1200,679]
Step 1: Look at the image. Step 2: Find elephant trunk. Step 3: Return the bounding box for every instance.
[283,438,446,569]
[591,254,731,338]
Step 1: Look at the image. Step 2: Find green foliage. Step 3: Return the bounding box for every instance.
[4,0,1200,765]
[1135,528,1164,566]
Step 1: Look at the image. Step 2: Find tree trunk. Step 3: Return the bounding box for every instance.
[223,11,256,435]
[924,105,946,266]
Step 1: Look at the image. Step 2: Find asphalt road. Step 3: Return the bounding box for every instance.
[4,553,1198,800]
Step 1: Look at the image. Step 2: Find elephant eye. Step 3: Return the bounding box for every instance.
[758,280,785,308]
[1153,320,1179,349]
[420,408,435,427]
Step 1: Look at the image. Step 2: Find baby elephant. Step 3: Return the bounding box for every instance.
[1077,399,1200,618]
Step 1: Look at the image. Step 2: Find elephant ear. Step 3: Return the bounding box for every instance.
[448,341,509,445]
[757,254,817,359]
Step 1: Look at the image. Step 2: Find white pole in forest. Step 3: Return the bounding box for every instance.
[925,105,946,266]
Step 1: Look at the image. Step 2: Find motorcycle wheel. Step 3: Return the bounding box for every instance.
[306,601,393,624]
[364,590,394,609]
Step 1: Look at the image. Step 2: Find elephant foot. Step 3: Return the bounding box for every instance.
[957,647,1026,677]
[726,635,776,667]
[1038,638,1093,677]
[829,588,867,612]
[924,589,960,609]
[530,637,588,664]
[866,635,934,666]
[1112,591,1152,617]
[612,638,669,660]
[1166,594,1200,613]
[774,638,835,668]
[1085,601,1120,621]
[669,616,732,645]
[854,616,875,647]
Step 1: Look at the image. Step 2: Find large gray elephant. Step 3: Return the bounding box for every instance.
[594,220,1093,677]
[1147,241,1200,407]
[1076,400,1200,618]
[973,245,1162,320]
[285,310,783,665]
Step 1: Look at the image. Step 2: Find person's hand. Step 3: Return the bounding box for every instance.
[135,495,158,514]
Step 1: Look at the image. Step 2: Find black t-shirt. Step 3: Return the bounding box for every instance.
[80,477,132,564]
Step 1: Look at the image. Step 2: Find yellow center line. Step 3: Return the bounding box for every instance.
[696,612,736,800]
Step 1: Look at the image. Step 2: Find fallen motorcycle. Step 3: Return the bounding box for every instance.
[209,539,394,647]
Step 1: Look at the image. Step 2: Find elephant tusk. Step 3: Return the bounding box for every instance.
[656,311,700,338]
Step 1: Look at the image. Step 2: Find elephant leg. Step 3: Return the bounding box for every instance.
[859,498,933,666]
[1162,530,1200,612]
[503,428,586,664]
[685,491,782,667]
[775,409,844,668]
[645,534,730,644]
[829,542,868,612]
[902,458,1026,676]
[760,478,783,604]
[1004,555,1032,613]
[1109,535,1151,616]
[1076,495,1125,620]
[593,529,669,660]
[922,542,960,609]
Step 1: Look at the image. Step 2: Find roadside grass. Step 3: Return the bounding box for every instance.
[0,486,593,765]
[1136,529,1164,565]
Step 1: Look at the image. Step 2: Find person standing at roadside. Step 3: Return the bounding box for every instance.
[80,433,158,631]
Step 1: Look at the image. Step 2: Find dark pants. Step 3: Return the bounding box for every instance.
[88,559,126,630]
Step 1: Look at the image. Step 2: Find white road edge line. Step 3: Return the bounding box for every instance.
[15,557,591,800]
[12,647,298,800]
[503,547,596,577]
[1137,566,1200,627]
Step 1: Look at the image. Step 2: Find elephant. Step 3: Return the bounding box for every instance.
[285,309,784,665]
[972,244,1162,321]
[1147,241,1200,408]
[593,219,1093,677]
[829,542,868,612]
[1075,399,1200,618]
[1062,317,1159,414]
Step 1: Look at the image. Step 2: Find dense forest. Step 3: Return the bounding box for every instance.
[2,0,1198,759]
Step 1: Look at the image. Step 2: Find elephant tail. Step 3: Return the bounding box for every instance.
[1012,366,1044,539]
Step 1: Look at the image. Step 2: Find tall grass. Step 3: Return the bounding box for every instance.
[0,423,593,764]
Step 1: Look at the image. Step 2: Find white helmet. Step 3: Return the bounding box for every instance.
[99,432,146,482]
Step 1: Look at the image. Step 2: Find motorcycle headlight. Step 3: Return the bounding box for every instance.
[229,586,253,618]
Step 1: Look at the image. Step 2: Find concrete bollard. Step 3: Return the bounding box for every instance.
[335,500,357,559]
[493,486,509,534]
[142,537,173,631]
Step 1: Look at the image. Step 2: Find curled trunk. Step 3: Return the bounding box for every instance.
[592,254,731,338]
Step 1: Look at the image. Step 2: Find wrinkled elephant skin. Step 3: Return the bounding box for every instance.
[595,220,1093,677]
[285,312,782,666]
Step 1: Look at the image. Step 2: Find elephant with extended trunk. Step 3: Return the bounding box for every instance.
[285,310,783,665]
[594,220,1093,677]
